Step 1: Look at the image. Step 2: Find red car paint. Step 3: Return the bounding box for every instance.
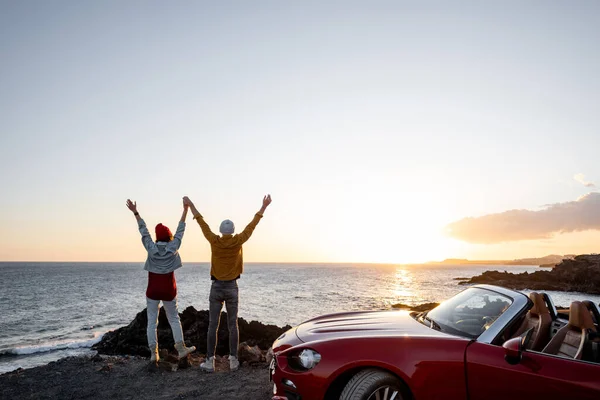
[270,285,600,400]
[466,341,599,399]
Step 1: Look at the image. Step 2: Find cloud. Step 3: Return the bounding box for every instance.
[445,192,600,244]
[574,173,596,188]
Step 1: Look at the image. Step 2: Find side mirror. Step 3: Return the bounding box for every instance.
[503,337,523,365]
[503,327,533,365]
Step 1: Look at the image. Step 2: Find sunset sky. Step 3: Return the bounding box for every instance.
[1,1,599,263]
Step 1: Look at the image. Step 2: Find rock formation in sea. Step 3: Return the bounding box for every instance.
[391,302,439,312]
[93,306,291,357]
[460,254,600,294]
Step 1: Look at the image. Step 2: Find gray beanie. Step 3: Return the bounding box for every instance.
[219,219,235,235]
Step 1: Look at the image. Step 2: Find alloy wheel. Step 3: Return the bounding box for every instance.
[367,385,399,400]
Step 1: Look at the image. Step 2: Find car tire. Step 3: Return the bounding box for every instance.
[340,369,407,400]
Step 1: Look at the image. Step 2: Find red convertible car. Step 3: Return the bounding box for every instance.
[270,284,600,400]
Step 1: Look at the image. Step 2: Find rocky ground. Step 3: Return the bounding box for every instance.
[0,354,272,400]
[460,254,600,294]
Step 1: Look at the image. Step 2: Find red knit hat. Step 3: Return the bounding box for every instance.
[155,223,173,242]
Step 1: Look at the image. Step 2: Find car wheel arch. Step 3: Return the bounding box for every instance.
[324,365,413,400]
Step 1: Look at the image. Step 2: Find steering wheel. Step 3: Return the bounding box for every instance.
[455,318,486,335]
[455,318,482,326]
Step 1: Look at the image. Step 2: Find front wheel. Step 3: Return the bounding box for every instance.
[340,369,407,400]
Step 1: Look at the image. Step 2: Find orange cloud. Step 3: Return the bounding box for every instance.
[445,192,600,243]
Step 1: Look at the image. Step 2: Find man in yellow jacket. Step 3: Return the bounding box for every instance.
[183,194,272,372]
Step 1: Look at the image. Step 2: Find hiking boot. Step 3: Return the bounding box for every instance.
[229,355,240,371]
[200,356,215,372]
[174,342,196,359]
[149,345,159,363]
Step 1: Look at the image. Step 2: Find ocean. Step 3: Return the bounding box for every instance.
[1,262,599,374]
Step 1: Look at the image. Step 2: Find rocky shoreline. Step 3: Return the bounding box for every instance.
[93,306,291,358]
[0,303,411,399]
[459,254,600,294]
[2,308,292,400]
[1,302,448,399]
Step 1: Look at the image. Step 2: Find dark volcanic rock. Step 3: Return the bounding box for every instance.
[238,343,264,364]
[93,306,291,357]
[460,254,600,294]
[391,302,439,312]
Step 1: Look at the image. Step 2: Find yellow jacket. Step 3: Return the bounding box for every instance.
[194,213,263,281]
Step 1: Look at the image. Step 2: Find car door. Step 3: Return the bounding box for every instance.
[465,341,600,399]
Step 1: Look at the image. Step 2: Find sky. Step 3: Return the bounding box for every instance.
[1,1,599,263]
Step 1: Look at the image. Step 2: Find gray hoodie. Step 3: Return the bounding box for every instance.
[138,219,185,274]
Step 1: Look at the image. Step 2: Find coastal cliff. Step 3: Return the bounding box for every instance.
[460,254,600,294]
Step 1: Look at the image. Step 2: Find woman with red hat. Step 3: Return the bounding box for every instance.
[126,198,196,364]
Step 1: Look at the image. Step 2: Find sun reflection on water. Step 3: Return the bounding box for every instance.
[393,267,413,298]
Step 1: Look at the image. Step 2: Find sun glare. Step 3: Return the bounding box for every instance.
[393,268,413,297]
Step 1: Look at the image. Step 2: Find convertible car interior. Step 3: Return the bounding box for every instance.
[500,292,600,363]
[542,301,596,359]
[510,292,552,351]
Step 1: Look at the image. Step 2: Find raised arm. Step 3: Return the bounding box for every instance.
[167,200,188,251]
[237,194,272,244]
[183,196,218,243]
[126,199,155,251]
[126,199,141,222]
[258,194,272,216]
[180,201,189,223]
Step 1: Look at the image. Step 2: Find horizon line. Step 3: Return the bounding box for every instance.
[0,258,562,265]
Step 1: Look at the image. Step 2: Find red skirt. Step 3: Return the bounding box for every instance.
[146,272,177,301]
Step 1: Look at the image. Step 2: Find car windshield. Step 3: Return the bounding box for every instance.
[421,287,513,339]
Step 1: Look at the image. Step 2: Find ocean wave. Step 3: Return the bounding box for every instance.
[0,332,104,357]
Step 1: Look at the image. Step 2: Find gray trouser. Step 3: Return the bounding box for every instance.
[207,280,239,358]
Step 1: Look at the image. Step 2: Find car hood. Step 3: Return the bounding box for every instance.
[296,310,451,343]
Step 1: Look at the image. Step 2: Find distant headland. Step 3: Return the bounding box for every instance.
[458,254,600,295]
[425,254,576,267]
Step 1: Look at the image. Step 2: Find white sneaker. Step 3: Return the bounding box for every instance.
[229,355,240,371]
[200,356,215,372]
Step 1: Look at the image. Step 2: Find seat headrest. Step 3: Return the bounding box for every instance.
[529,292,550,316]
[569,301,595,330]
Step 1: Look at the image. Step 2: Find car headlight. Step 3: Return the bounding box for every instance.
[290,349,321,370]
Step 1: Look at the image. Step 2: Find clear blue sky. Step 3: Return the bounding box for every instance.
[1,1,599,262]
